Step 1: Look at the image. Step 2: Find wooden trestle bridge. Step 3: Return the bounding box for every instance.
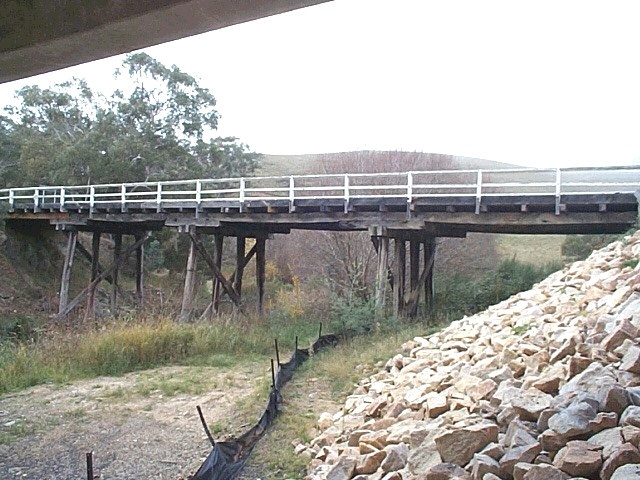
[1,166,639,319]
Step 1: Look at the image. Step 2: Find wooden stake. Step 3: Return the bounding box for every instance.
[58,231,77,315]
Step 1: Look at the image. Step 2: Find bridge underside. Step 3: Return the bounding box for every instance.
[6,192,637,322]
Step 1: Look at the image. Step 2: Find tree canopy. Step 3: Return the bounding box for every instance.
[1,53,260,187]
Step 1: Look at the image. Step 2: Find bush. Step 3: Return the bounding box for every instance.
[561,234,616,261]
[433,258,561,319]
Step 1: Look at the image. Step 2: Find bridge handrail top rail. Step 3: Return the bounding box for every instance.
[1,164,639,195]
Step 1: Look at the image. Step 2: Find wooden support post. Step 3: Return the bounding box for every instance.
[233,236,246,298]
[180,234,198,323]
[135,233,145,307]
[393,238,406,317]
[111,234,122,313]
[188,232,243,310]
[212,234,224,315]
[85,231,101,320]
[256,237,266,316]
[58,231,77,315]
[423,237,436,312]
[407,238,420,318]
[374,235,389,315]
[55,235,149,320]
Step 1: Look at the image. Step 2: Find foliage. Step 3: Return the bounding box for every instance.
[329,294,378,336]
[144,237,165,271]
[433,258,561,320]
[1,53,260,188]
[561,234,616,261]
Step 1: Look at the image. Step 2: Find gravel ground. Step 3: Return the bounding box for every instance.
[0,365,269,480]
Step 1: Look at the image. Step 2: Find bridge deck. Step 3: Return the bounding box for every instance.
[3,167,639,237]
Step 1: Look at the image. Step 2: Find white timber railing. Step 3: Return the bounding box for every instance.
[0,166,639,215]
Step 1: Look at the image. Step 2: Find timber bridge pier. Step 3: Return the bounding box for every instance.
[1,166,639,319]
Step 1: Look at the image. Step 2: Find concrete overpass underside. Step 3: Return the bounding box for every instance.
[0,0,331,84]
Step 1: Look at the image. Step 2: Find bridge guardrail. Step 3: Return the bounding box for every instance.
[0,166,638,215]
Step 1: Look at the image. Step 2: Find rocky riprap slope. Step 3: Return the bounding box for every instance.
[298,231,640,480]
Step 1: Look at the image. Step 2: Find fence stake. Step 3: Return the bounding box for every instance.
[86,451,94,480]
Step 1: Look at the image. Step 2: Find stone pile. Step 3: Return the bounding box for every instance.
[298,231,640,480]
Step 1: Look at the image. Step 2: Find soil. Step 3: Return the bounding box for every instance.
[0,364,272,480]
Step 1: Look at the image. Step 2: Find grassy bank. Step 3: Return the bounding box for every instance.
[0,316,323,395]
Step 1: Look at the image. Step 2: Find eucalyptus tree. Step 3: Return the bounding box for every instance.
[2,53,260,187]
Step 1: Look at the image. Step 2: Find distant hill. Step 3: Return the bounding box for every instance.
[258,151,518,176]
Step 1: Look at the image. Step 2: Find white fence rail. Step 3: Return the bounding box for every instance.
[0,166,639,215]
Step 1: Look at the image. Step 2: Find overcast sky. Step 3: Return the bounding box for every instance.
[1,0,639,168]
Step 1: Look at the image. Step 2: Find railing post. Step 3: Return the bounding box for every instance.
[344,174,350,214]
[89,186,95,215]
[407,172,413,211]
[195,180,202,213]
[555,168,561,215]
[475,170,483,214]
[8,190,14,211]
[239,177,246,213]
[156,183,162,212]
[60,187,66,212]
[120,184,127,212]
[289,175,295,213]
[33,188,40,212]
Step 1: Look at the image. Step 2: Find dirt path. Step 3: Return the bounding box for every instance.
[0,364,271,479]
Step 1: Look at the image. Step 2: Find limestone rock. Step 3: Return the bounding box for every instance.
[511,388,553,422]
[519,463,569,480]
[609,463,640,480]
[469,453,501,479]
[588,427,624,459]
[547,401,597,438]
[423,462,470,480]
[326,456,357,480]
[356,450,387,475]
[380,443,408,473]
[434,423,499,466]
[597,384,630,416]
[600,443,640,480]
[552,440,602,478]
[499,442,541,477]
[621,346,640,374]
[621,405,640,428]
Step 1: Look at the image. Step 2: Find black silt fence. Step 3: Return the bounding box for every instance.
[189,331,338,480]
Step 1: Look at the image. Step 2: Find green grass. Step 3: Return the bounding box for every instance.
[0,317,321,396]
[495,234,566,265]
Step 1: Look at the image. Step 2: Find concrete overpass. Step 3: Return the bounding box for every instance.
[0,0,331,84]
